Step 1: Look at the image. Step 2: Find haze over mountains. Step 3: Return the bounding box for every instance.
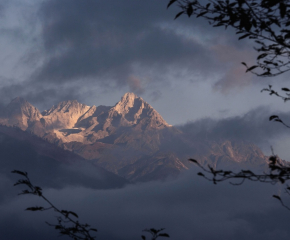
[0,93,268,181]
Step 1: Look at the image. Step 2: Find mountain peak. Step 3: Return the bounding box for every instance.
[114,92,146,114]
[41,100,91,129]
[111,92,170,129]
[10,97,29,105]
[5,97,42,130]
[43,100,89,116]
[7,97,38,112]
[119,92,140,105]
[122,92,138,101]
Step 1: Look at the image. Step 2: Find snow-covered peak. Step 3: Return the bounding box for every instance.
[7,97,41,117]
[114,92,147,114]
[4,97,42,130]
[41,100,91,129]
[110,92,169,129]
[10,97,28,105]
[43,100,90,116]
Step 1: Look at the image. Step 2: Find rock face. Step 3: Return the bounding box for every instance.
[0,93,269,181]
[28,92,171,146]
[0,97,42,130]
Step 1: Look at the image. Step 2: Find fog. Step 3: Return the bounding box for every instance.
[1,167,290,240]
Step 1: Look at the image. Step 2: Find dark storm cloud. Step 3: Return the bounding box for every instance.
[0,0,262,107]
[32,0,216,86]
[0,81,82,110]
[177,106,290,147]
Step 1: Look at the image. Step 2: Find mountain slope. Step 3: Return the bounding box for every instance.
[0,125,128,189]
[0,97,42,130]
[0,93,269,181]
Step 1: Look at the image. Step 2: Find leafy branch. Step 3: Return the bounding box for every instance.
[141,228,170,240]
[12,170,170,240]
[168,0,290,77]
[188,155,290,209]
[260,84,290,128]
[12,170,97,240]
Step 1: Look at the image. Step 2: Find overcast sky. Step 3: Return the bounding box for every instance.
[0,0,289,120]
[0,0,290,157]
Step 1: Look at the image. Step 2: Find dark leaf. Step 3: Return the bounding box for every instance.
[246,65,258,72]
[279,177,285,184]
[282,88,290,92]
[187,5,193,17]
[11,170,27,177]
[26,207,44,211]
[159,233,170,237]
[273,195,281,200]
[285,33,290,39]
[167,0,177,8]
[279,2,286,18]
[269,115,279,121]
[68,211,79,218]
[188,158,198,163]
[141,235,146,240]
[257,53,267,60]
[174,11,184,19]
[223,171,232,176]
[197,172,205,176]
[197,11,207,18]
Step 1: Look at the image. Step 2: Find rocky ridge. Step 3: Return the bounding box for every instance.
[0,93,269,181]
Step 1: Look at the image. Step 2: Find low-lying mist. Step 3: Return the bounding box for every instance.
[2,167,290,240]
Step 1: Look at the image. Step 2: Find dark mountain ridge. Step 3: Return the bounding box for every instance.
[0,124,128,190]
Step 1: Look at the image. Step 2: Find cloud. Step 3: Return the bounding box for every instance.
[0,102,289,240]
[0,0,283,121]
[177,106,290,157]
[34,2,213,83]
[0,0,222,107]
[24,0,220,99]
[127,75,145,95]
[1,167,289,240]
[210,43,257,92]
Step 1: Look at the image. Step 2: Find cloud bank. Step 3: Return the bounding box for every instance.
[0,0,264,111]
[2,167,290,240]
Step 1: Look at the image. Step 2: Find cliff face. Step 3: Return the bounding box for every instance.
[0,97,42,130]
[0,93,269,181]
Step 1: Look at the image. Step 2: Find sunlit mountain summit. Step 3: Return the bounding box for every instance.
[0,93,268,181]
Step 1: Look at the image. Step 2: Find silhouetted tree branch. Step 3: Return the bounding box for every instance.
[168,0,290,77]
[189,155,290,209]
[141,228,170,240]
[168,0,290,210]
[12,170,97,240]
[12,170,170,240]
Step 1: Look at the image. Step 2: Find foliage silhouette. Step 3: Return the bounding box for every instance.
[168,0,290,77]
[12,170,170,240]
[12,170,97,240]
[168,0,290,208]
[141,228,170,240]
[189,153,290,209]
